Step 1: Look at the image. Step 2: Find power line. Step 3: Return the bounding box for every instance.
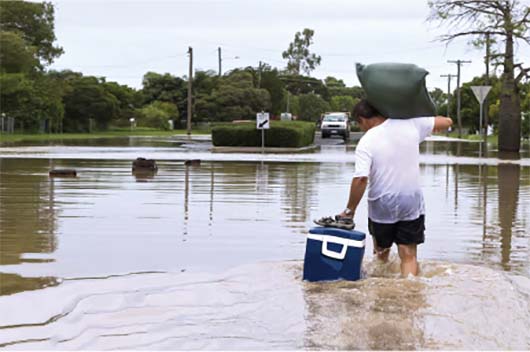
[323,44,447,57]
[73,53,188,69]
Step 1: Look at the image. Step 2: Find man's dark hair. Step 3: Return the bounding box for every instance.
[352,99,382,121]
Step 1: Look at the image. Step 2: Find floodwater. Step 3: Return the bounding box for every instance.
[0,136,529,350]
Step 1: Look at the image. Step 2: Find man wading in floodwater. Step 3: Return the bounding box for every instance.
[320,100,452,276]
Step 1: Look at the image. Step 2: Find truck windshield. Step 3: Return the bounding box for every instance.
[323,115,346,122]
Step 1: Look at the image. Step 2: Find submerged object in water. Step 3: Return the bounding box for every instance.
[49,169,77,177]
[356,62,437,119]
[132,157,158,171]
[184,159,201,166]
[303,227,365,282]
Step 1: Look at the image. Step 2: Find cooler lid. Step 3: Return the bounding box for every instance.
[309,227,365,241]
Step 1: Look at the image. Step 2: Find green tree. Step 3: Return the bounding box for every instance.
[324,76,346,88]
[288,94,300,116]
[193,70,219,123]
[0,31,38,74]
[196,70,271,122]
[193,70,218,95]
[137,101,178,130]
[449,75,503,133]
[141,71,186,105]
[324,76,346,98]
[0,1,63,66]
[31,73,65,132]
[281,74,329,101]
[0,1,65,132]
[0,73,34,126]
[428,0,530,152]
[140,71,187,122]
[349,86,366,100]
[330,95,358,113]
[282,28,321,75]
[429,87,448,115]
[62,76,119,132]
[47,69,83,82]
[103,81,138,124]
[324,76,365,100]
[0,72,64,132]
[298,93,330,121]
[256,64,286,115]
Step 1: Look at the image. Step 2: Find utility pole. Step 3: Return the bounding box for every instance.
[187,46,193,136]
[258,61,262,89]
[448,59,471,137]
[485,34,491,80]
[440,74,457,118]
[484,34,491,137]
[218,47,222,76]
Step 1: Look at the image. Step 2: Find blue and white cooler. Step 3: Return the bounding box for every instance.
[303,227,366,282]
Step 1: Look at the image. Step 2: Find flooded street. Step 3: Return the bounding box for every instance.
[1,137,529,349]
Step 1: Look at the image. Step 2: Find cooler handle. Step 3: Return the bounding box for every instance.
[321,236,348,260]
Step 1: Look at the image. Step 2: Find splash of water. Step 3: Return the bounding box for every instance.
[0,260,529,350]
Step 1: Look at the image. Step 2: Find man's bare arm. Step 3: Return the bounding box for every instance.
[339,176,368,218]
[433,116,453,132]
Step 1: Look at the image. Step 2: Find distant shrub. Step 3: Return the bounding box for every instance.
[212,121,315,148]
[136,101,178,130]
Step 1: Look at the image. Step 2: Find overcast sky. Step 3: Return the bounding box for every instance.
[49,0,530,91]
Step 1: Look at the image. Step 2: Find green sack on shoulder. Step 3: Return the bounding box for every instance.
[356,62,436,119]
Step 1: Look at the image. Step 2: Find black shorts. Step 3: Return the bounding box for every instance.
[368,215,425,249]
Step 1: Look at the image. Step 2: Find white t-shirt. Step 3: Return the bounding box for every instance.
[353,117,435,224]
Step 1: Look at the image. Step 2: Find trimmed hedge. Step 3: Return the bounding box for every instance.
[212,121,315,148]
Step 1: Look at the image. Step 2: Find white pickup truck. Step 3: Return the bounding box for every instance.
[320,112,351,140]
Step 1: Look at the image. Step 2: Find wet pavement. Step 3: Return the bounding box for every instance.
[0,136,529,349]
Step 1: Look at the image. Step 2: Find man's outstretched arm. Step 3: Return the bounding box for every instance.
[339,176,368,218]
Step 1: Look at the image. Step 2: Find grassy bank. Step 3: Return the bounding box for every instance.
[446,131,498,143]
[0,128,210,144]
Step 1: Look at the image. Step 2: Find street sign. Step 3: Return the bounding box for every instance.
[470,86,492,157]
[470,86,492,104]
[257,112,270,129]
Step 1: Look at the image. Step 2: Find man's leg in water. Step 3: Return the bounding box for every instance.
[395,215,424,276]
[372,237,390,262]
[368,219,394,262]
[397,244,418,276]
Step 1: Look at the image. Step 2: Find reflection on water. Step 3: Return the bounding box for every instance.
[0,150,529,283]
[498,163,520,270]
[2,138,530,166]
[0,138,529,349]
[0,159,61,295]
